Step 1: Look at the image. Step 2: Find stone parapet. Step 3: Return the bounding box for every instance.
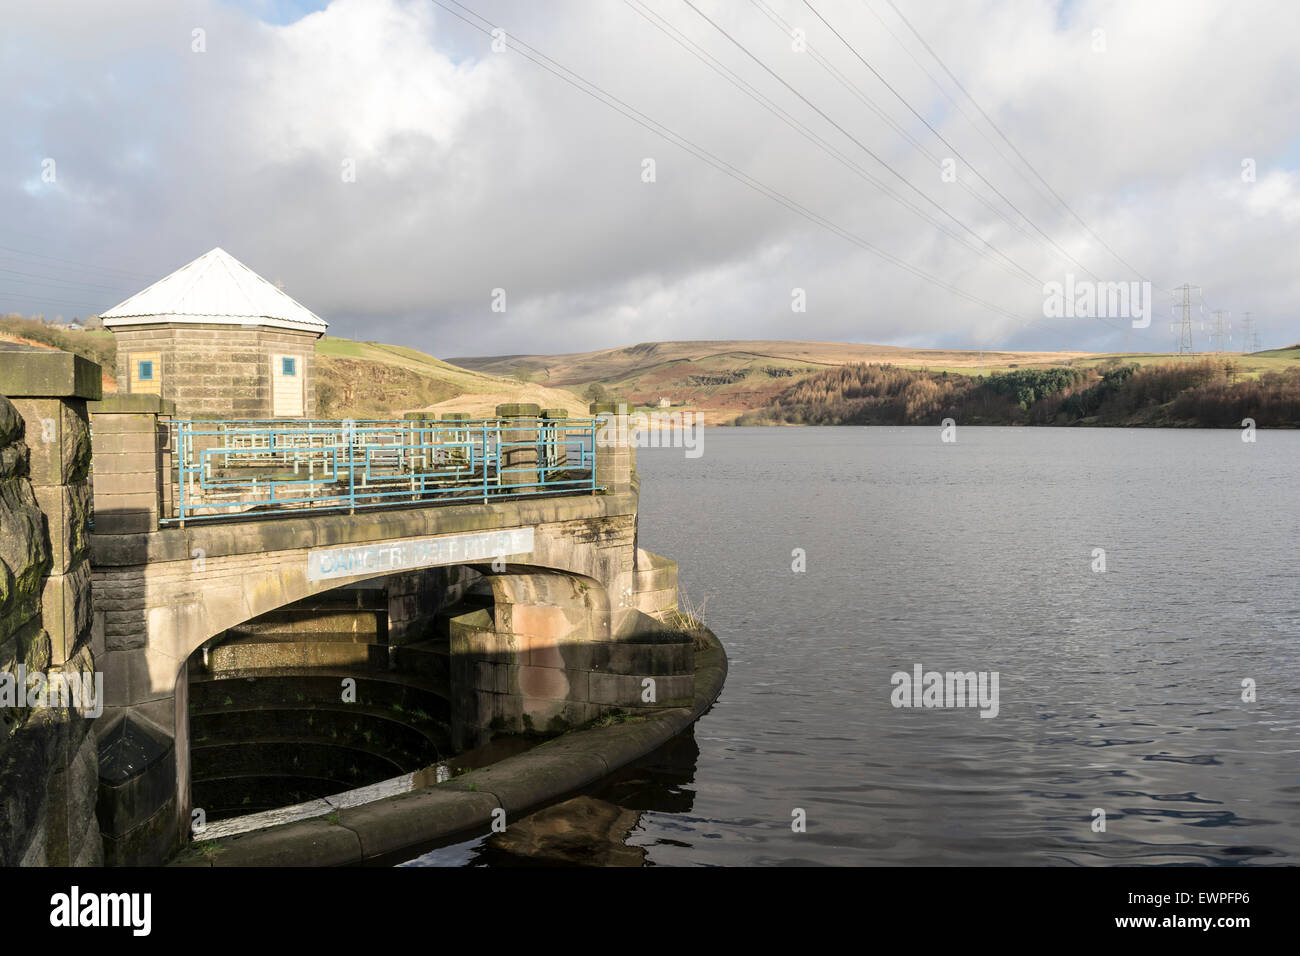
[591,402,632,492]
[87,395,174,535]
[496,403,540,488]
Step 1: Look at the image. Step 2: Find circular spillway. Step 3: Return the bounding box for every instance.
[188,590,454,821]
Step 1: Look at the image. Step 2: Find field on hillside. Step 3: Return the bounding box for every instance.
[1072,348,1300,376]
[449,339,1097,380]
[449,340,1109,425]
[9,316,1297,426]
[314,337,587,419]
[451,339,1300,424]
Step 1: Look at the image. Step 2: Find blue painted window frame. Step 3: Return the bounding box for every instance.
[281,357,297,376]
[138,360,154,380]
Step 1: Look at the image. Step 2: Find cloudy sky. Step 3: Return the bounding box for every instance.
[3,0,1297,358]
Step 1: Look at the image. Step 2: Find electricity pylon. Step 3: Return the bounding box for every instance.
[1209,310,1232,352]
[1241,312,1260,353]
[1170,284,1201,355]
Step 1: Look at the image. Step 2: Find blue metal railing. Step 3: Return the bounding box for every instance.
[165,418,600,524]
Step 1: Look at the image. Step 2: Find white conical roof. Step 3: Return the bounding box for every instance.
[100,247,328,334]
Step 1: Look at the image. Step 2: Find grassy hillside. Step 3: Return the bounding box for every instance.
[450,340,1103,424]
[453,339,1300,424]
[9,315,1295,426]
[1072,347,1300,376]
[0,315,118,392]
[313,337,588,419]
[449,339,1095,381]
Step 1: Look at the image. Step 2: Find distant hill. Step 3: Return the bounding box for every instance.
[449,340,1101,423]
[448,339,1094,380]
[10,317,1296,425]
[450,339,1300,424]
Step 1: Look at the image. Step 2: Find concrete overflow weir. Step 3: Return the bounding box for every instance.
[173,626,726,866]
[0,340,725,866]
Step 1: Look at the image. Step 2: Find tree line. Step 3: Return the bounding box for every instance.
[734,358,1300,427]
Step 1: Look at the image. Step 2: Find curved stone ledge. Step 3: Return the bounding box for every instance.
[171,626,727,866]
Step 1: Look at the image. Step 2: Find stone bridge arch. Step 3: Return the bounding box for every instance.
[89,483,680,863]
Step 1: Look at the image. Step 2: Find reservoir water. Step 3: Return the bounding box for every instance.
[406,426,1300,866]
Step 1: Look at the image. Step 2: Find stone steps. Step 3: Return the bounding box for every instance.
[190,703,450,759]
[191,774,344,820]
[190,739,408,783]
[189,670,451,723]
[204,638,390,675]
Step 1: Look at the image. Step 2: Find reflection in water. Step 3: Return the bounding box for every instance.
[481,797,647,867]
[402,731,700,867]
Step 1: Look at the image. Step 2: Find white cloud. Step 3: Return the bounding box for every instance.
[2,0,1297,355]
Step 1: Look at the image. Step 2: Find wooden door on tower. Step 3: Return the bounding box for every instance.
[272,354,304,417]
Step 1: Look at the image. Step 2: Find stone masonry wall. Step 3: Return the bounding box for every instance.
[111,324,317,419]
[0,386,102,866]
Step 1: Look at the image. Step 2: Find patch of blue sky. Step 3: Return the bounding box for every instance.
[219,0,331,27]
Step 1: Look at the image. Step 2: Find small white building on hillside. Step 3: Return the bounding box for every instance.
[100,248,328,419]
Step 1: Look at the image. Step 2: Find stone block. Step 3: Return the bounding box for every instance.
[91,506,155,535]
[31,481,90,573]
[40,558,93,664]
[12,398,91,487]
[91,471,158,498]
[90,431,157,455]
[0,348,101,400]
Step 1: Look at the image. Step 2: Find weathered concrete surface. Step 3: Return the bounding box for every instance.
[0,352,103,867]
[172,624,726,866]
[496,403,540,488]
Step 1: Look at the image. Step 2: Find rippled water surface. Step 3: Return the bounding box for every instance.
[406,427,1300,866]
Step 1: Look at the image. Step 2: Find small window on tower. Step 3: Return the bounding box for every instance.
[282,357,297,376]
[138,360,154,380]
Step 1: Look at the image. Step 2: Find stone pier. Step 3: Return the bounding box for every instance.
[0,344,103,866]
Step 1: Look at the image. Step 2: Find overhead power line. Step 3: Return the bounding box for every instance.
[881,0,1154,285]
[676,0,1041,288]
[622,0,1039,290]
[743,0,1049,253]
[0,291,106,313]
[795,0,1106,283]
[667,0,1162,345]
[0,265,136,294]
[0,243,157,282]
[430,0,1048,328]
